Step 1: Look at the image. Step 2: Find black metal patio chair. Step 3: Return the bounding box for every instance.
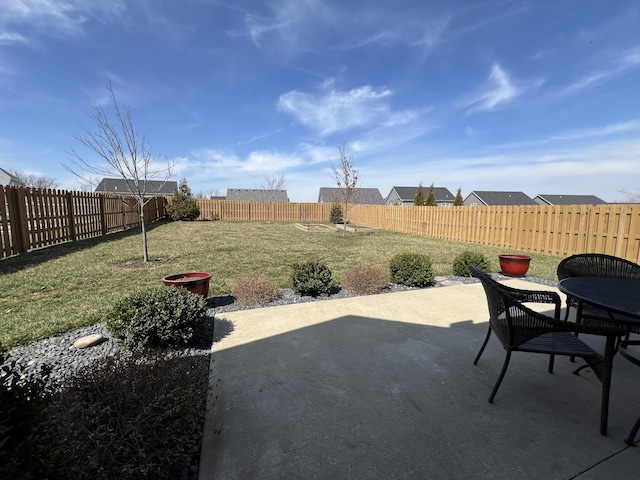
[469,265,621,435]
[557,253,640,331]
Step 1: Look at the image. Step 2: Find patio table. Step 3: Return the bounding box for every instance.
[558,277,640,446]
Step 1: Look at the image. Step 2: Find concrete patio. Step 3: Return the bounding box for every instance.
[199,279,640,479]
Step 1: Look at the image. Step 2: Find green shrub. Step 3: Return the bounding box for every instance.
[105,286,206,351]
[232,273,280,305]
[341,265,389,295]
[389,252,435,287]
[166,178,200,221]
[452,250,491,276]
[40,352,209,480]
[290,261,333,296]
[0,355,53,479]
[329,203,343,224]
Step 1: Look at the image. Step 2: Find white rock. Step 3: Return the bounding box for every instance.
[73,334,107,349]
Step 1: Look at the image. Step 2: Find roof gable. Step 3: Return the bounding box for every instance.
[468,191,537,206]
[226,189,289,202]
[534,194,606,206]
[317,187,385,205]
[95,178,177,196]
[389,186,455,203]
[0,167,26,186]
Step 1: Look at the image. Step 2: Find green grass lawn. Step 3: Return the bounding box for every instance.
[0,220,563,348]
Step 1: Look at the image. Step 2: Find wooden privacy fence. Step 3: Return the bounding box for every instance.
[0,185,166,258]
[195,199,640,263]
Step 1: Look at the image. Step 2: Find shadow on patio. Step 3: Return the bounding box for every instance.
[200,282,640,479]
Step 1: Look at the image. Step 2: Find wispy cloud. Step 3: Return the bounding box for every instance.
[0,31,28,45]
[459,63,520,112]
[190,148,302,175]
[278,81,416,136]
[0,0,126,39]
[549,121,640,141]
[556,45,640,97]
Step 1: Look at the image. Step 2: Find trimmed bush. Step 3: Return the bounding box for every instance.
[232,273,279,305]
[105,286,206,351]
[329,203,343,224]
[40,352,209,480]
[452,250,491,276]
[341,265,389,295]
[290,261,333,297]
[389,252,435,287]
[0,355,53,479]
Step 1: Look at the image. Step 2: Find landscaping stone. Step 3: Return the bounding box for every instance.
[73,333,107,349]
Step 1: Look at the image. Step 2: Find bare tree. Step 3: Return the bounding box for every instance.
[330,140,359,237]
[619,188,640,203]
[9,169,60,189]
[63,80,175,262]
[254,173,286,222]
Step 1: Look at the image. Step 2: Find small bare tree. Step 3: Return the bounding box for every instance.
[330,140,359,237]
[254,173,286,222]
[9,169,60,189]
[63,80,175,262]
[619,188,640,203]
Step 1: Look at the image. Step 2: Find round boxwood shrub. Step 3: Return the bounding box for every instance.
[389,252,435,287]
[452,250,491,276]
[290,261,333,297]
[105,286,206,351]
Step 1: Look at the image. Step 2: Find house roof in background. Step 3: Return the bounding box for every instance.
[389,186,455,202]
[226,189,289,202]
[534,194,606,205]
[0,167,26,186]
[467,191,537,206]
[318,187,385,205]
[95,178,177,195]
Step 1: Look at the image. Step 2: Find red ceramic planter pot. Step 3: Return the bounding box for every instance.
[162,272,211,298]
[498,254,531,277]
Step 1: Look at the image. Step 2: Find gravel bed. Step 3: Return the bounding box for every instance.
[1,274,556,391]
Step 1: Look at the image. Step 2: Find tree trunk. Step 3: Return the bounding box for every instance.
[140,210,149,262]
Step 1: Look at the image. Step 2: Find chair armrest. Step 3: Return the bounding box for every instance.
[501,284,561,306]
[521,302,625,337]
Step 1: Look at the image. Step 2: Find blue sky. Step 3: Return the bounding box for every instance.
[1,0,639,202]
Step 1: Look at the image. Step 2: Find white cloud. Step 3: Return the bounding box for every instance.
[459,63,544,113]
[0,31,28,44]
[556,45,640,97]
[0,0,126,38]
[549,121,640,141]
[461,63,518,112]
[278,83,418,136]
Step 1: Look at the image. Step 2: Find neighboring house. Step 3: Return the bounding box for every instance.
[210,195,226,200]
[464,191,537,206]
[385,186,455,206]
[226,189,289,202]
[533,194,606,206]
[0,167,26,186]
[95,178,178,196]
[317,187,385,205]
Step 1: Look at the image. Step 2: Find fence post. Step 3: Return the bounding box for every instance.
[65,191,76,242]
[99,194,108,235]
[9,187,29,254]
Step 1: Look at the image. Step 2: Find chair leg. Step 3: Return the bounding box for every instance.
[474,326,492,365]
[488,350,512,403]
